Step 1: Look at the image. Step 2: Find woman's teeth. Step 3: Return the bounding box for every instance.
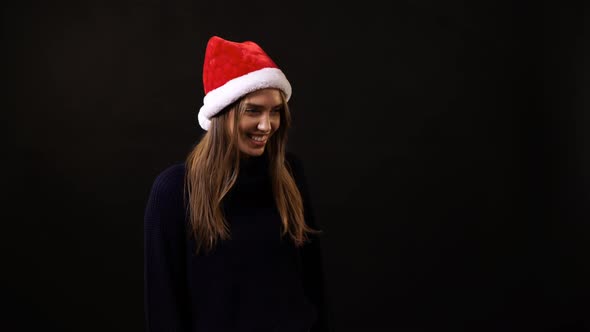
[248,135,266,142]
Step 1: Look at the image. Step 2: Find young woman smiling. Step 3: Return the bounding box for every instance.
[144,36,334,332]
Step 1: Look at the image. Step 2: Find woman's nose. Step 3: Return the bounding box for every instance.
[257,114,271,131]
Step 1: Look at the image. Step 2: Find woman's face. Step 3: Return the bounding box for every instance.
[228,88,282,157]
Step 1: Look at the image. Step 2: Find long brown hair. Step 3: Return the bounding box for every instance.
[184,90,320,255]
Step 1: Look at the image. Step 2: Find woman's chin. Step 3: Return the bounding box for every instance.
[240,146,265,157]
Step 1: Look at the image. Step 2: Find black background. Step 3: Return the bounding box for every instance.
[5,0,589,331]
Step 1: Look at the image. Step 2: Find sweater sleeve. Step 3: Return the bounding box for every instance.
[144,164,191,332]
[286,152,336,332]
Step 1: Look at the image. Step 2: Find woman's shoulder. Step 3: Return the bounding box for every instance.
[285,150,304,169]
[149,162,186,197]
[144,162,188,233]
[285,151,308,182]
[154,162,185,182]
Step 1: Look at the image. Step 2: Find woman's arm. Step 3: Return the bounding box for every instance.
[286,152,336,332]
[144,164,191,332]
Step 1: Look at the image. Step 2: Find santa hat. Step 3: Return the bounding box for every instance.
[197,36,292,131]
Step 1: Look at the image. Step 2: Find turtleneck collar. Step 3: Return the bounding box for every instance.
[239,151,270,174]
[223,150,273,209]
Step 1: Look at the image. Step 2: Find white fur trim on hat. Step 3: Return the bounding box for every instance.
[197,67,291,131]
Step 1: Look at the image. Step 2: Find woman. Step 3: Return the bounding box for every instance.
[144,36,334,332]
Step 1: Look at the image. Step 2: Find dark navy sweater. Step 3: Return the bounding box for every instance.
[144,151,333,332]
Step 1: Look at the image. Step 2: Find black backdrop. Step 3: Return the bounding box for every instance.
[5,0,589,331]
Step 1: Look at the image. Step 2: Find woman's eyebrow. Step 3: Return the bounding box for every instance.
[244,103,283,109]
[244,103,263,108]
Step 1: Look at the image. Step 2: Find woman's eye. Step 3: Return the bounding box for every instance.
[245,108,280,114]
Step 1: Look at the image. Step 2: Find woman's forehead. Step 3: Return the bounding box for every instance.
[243,88,283,105]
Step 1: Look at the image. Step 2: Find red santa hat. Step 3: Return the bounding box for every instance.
[197,36,292,131]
